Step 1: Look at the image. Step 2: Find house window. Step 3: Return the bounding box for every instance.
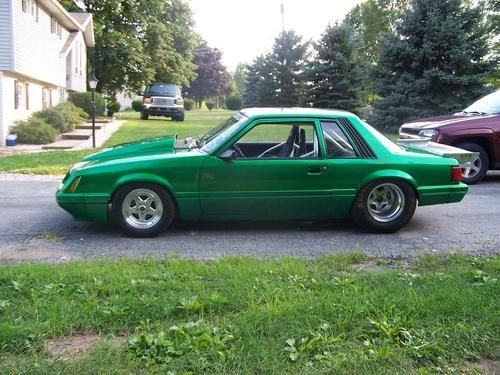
[22,0,38,21]
[51,17,62,38]
[14,81,23,110]
[25,83,30,110]
[42,87,49,109]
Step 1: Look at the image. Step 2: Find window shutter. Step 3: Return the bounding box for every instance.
[14,81,19,109]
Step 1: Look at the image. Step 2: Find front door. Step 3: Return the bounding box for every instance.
[198,120,333,220]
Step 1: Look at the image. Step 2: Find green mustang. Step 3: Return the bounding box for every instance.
[57,108,467,237]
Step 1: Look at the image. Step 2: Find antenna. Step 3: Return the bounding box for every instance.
[280,2,285,32]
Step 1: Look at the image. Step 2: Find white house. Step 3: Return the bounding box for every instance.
[0,0,94,146]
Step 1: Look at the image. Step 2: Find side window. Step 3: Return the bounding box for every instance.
[233,123,319,159]
[321,121,357,158]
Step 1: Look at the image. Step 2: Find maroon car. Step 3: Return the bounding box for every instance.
[399,90,500,184]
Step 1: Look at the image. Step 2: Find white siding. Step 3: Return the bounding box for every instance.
[12,0,69,87]
[0,0,13,70]
[0,72,6,146]
[66,32,87,91]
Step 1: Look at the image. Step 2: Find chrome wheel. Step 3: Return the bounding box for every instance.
[367,183,405,223]
[121,188,163,230]
[461,155,481,179]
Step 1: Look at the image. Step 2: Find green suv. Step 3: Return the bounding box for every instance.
[140,83,185,121]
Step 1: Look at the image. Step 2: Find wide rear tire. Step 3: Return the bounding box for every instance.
[112,183,174,237]
[351,180,416,233]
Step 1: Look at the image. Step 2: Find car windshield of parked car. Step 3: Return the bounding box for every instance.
[463,90,500,115]
[199,113,247,153]
[361,121,403,154]
[146,84,180,96]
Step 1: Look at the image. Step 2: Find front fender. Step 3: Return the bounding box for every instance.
[112,173,175,195]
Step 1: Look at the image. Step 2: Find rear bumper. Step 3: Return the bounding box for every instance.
[417,183,468,206]
[56,191,109,222]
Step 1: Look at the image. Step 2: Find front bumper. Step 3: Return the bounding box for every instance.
[417,183,468,206]
[143,105,183,116]
[56,191,109,222]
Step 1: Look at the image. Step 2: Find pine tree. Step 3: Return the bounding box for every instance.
[307,23,367,114]
[370,0,495,129]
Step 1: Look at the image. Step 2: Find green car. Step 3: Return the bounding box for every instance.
[57,108,467,237]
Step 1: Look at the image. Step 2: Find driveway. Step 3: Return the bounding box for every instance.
[0,173,499,263]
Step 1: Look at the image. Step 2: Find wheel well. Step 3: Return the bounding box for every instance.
[451,138,494,167]
[110,181,180,218]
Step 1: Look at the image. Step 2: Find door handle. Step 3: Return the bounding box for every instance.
[307,166,327,175]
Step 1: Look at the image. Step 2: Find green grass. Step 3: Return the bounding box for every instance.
[0,109,234,175]
[0,253,498,374]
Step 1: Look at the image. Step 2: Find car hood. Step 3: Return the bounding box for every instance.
[401,113,498,131]
[82,135,178,163]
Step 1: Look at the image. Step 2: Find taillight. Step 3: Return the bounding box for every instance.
[451,166,462,182]
[143,98,151,104]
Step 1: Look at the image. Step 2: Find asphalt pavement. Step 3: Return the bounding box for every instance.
[0,173,499,263]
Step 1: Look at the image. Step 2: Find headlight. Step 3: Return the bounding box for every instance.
[418,129,439,141]
[70,161,90,174]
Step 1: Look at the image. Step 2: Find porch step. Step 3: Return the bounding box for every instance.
[61,129,92,140]
[42,139,82,150]
[76,124,103,130]
[86,118,112,124]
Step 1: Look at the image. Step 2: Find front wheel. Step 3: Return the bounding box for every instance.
[455,142,489,185]
[111,183,175,237]
[351,180,416,233]
[175,112,185,122]
[140,110,149,120]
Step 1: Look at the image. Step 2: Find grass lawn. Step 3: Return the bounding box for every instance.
[0,109,398,175]
[0,109,234,175]
[0,253,498,374]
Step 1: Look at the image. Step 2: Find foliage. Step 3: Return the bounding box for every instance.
[33,108,68,133]
[205,101,215,110]
[11,118,58,144]
[189,41,233,107]
[131,100,142,112]
[183,99,194,111]
[233,63,247,96]
[128,320,234,366]
[225,95,242,110]
[0,254,498,374]
[54,102,88,127]
[307,23,368,115]
[370,0,496,129]
[106,98,121,116]
[69,91,105,117]
[243,31,309,107]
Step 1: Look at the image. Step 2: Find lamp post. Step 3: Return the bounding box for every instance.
[88,74,98,148]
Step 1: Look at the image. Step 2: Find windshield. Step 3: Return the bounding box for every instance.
[199,113,247,153]
[145,84,180,96]
[463,90,500,115]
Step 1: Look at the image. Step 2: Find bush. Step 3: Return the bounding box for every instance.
[68,91,105,117]
[107,99,121,116]
[206,101,215,111]
[132,100,142,112]
[184,99,194,111]
[225,95,242,110]
[12,118,58,144]
[54,102,88,123]
[33,108,68,133]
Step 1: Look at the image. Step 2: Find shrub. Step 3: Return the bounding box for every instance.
[106,99,121,116]
[184,99,194,111]
[12,118,58,144]
[68,91,105,116]
[225,95,242,110]
[206,101,215,111]
[54,102,88,126]
[132,99,142,112]
[33,108,69,133]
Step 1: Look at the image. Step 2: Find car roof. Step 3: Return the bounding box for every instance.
[240,107,357,119]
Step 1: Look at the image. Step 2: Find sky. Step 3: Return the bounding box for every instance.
[189,0,366,72]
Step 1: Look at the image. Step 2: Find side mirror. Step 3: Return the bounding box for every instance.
[218,149,236,161]
[137,91,144,96]
[183,91,189,97]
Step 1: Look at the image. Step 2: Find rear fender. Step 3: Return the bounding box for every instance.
[359,169,418,196]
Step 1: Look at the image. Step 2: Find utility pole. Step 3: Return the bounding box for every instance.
[280,2,285,32]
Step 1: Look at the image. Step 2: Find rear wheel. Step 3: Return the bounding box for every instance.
[351,180,416,233]
[112,183,175,237]
[455,142,488,185]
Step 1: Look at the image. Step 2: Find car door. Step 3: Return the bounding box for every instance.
[198,119,333,220]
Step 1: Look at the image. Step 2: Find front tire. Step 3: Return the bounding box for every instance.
[455,142,489,185]
[140,110,149,120]
[111,183,175,237]
[175,112,185,122]
[351,180,416,233]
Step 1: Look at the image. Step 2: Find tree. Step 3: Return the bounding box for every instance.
[233,63,247,96]
[370,0,495,129]
[307,23,367,114]
[189,42,233,108]
[243,31,309,107]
